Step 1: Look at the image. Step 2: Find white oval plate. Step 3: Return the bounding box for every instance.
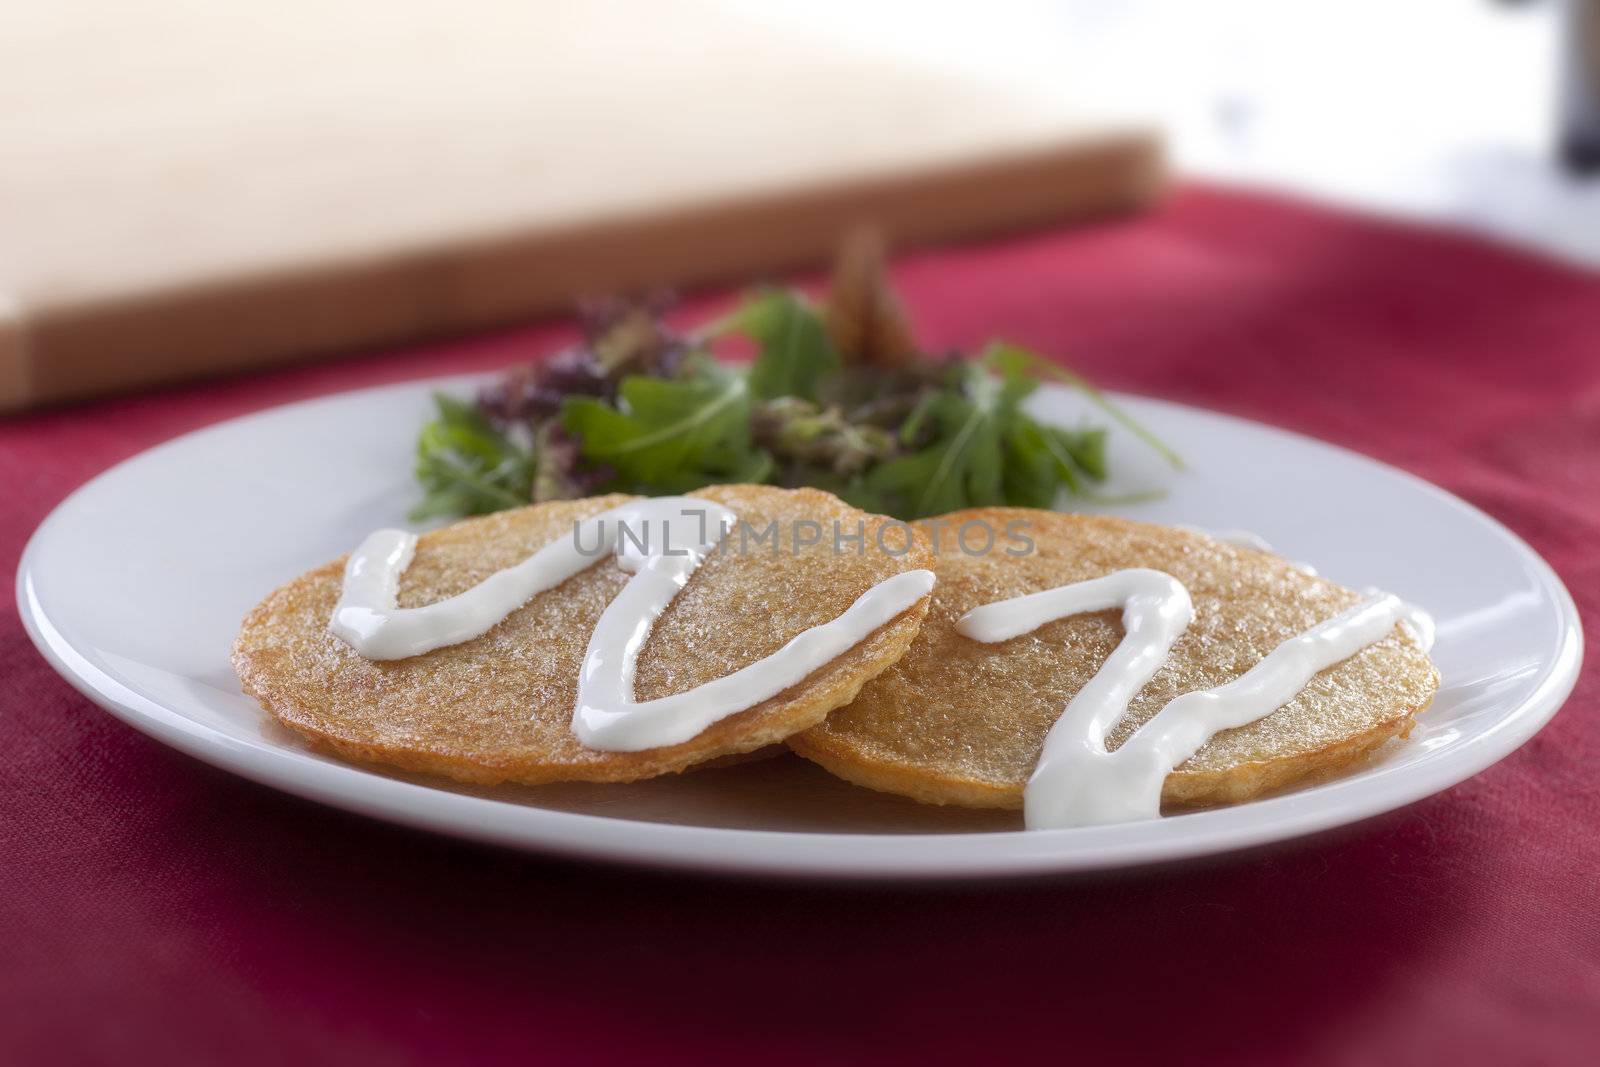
[18,376,1582,879]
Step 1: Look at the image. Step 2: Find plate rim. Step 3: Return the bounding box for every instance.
[16,377,1586,879]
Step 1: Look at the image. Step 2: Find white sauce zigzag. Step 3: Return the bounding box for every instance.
[956,550,1432,829]
[333,506,1431,828]
[330,497,934,752]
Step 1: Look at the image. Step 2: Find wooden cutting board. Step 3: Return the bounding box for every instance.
[0,1,1162,410]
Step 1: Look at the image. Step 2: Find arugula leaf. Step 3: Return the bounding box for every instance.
[1002,417,1074,508]
[859,358,1113,519]
[562,365,770,492]
[729,289,840,402]
[1058,424,1107,480]
[864,366,1012,518]
[985,342,1182,469]
[410,393,535,521]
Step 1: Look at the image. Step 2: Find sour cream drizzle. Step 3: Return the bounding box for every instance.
[330,497,935,752]
[956,565,1433,830]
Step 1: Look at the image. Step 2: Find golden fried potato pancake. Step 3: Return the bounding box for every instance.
[233,486,932,785]
[790,509,1439,811]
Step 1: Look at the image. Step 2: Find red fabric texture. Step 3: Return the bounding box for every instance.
[2,185,1597,1064]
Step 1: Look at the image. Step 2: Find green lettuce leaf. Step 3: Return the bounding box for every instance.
[859,355,1111,519]
[562,365,771,491]
[985,342,1181,470]
[730,289,840,402]
[411,393,536,521]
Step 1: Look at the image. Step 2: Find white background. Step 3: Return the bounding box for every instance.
[724,0,1600,267]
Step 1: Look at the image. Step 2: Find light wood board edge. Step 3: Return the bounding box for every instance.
[3,130,1163,411]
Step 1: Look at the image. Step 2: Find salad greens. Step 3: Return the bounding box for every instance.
[411,393,536,521]
[563,362,771,493]
[412,243,1176,523]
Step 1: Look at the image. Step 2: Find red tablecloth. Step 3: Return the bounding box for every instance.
[2,185,1597,1065]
